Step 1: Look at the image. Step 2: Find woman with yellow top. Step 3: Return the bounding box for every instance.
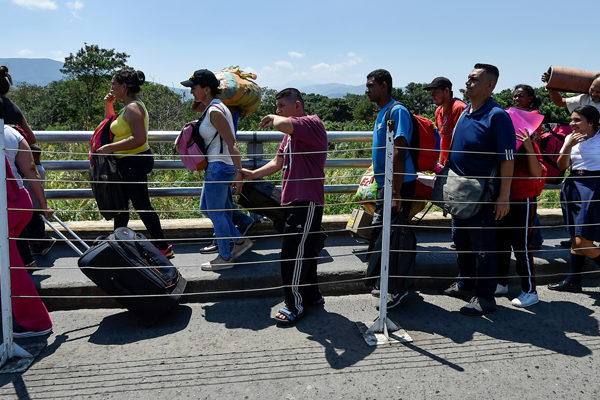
[98,68,173,258]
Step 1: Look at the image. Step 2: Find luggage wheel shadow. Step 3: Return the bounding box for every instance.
[88,305,193,345]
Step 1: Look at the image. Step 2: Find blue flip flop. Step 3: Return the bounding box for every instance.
[274,306,302,325]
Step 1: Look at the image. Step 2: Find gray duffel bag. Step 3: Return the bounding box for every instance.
[430,165,495,219]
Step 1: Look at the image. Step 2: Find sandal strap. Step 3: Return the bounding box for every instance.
[277,307,296,321]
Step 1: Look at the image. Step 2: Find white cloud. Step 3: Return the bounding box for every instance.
[311,52,363,73]
[66,0,83,18]
[274,60,293,69]
[66,0,83,9]
[288,51,305,59]
[18,49,34,57]
[11,0,57,10]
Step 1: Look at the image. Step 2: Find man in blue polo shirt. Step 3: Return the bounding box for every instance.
[443,63,516,316]
[365,69,416,309]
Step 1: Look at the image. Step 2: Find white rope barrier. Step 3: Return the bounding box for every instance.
[3,126,600,359]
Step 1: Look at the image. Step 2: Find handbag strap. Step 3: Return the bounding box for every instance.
[447,107,469,159]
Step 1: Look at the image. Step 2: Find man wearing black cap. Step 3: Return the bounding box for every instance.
[424,77,467,166]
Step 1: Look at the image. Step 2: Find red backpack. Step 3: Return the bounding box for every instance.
[89,114,118,166]
[539,123,570,184]
[385,102,439,172]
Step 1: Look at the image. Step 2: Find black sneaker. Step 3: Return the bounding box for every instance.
[199,241,219,254]
[460,296,497,316]
[442,282,475,301]
[548,280,582,293]
[560,239,573,248]
[375,291,408,311]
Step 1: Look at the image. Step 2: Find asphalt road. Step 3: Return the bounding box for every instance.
[1,287,599,399]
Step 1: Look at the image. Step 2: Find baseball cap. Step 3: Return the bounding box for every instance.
[180,69,219,88]
[424,77,452,90]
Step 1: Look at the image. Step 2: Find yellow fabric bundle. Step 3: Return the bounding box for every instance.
[215,66,261,116]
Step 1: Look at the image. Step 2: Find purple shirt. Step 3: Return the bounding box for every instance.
[277,115,327,205]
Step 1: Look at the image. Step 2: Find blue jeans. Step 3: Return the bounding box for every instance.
[452,204,498,300]
[200,162,241,259]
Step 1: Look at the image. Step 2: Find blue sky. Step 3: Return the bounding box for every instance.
[3,0,599,92]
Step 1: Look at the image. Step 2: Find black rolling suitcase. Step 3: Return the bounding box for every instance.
[238,180,286,233]
[77,227,187,325]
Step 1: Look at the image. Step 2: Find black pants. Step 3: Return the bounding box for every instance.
[497,197,537,293]
[280,201,323,315]
[368,180,415,256]
[114,151,167,250]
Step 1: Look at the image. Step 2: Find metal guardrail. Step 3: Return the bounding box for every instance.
[37,131,373,200]
[36,130,561,200]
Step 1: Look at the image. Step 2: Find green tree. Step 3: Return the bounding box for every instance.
[352,97,376,123]
[60,43,129,128]
[140,82,188,131]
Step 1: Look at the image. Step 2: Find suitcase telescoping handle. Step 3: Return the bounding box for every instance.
[41,215,90,256]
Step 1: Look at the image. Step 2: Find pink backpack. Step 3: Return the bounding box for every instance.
[175,102,226,171]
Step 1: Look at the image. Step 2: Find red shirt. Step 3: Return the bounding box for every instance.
[435,98,467,165]
[511,141,546,200]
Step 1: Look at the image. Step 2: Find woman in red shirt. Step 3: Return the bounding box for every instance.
[496,85,546,308]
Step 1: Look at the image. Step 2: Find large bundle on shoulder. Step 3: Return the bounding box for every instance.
[214,66,261,116]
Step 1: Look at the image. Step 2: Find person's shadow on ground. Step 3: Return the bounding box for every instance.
[202,297,282,331]
[295,306,376,370]
[391,291,597,358]
[203,297,375,369]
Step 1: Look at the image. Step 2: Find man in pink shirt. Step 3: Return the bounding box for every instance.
[241,88,327,325]
[425,77,467,166]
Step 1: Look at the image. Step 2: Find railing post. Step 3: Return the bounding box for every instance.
[363,117,412,345]
[246,131,264,170]
[0,120,33,369]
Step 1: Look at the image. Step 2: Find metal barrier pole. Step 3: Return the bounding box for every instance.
[0,120,33,368]
[364,118,412,345]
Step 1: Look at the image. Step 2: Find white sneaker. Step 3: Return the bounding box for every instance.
[511,291,539,308]
[201,255,234,271]
[494,283,509,296]
[231,238,253,260]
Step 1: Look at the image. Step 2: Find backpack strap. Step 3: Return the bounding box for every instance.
[192,101,227,155]
[384,101,418,173]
